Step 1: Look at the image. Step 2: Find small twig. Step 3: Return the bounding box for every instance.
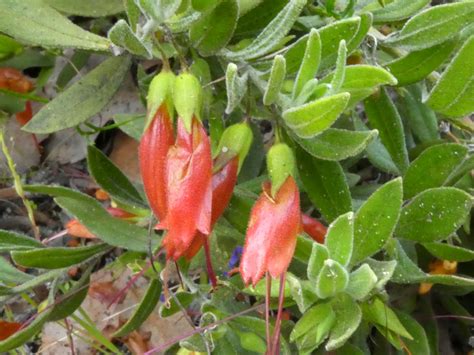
[0,131,40,240]
[64,318,76,355]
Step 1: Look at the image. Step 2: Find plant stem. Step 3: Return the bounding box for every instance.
[265,272,273,354]
[271,272,286,355]
[203,237,217,288]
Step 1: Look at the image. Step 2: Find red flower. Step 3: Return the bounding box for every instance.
[139,105,174,221]
[183,156,239,260]
[158,117,213,261]
[301,214,327,243]
[240,176,301,286]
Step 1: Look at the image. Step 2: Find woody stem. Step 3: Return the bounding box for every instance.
[203,237,217,288]
[271,272,286,355]
[265,272,272,354]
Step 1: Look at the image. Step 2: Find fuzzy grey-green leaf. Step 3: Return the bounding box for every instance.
[294,128,378,161]
[284,93,350,138]
[325,212,354,266]
[372,0,430,23]
[364,88,409,174]
[351,178,403,265]
[396,187,472,243]
[426,35,474,118]
[403,144,468,199]
[384,2,474,50]
[293,29,321,98]
[108,19,151,57]
[316,259,349,299]
[45,0,124,17]
[297,149,352,222]
[346,264,377,300]
[24,56,131,133]
[0,0,110,51]
[221,0,306,61]
[263,55,286,105]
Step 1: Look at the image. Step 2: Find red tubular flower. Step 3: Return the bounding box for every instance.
[301,214,327,243]
[183,156,239,260]
[159,117,213,260]
[240,176,301,286]
[139,105,174,221]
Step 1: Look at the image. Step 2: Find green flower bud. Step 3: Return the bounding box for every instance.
[267,143,296,198]
[215,122,253,172]
[173,72,203,133]
[146,70,175,129]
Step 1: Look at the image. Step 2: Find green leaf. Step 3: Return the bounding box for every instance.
[329,40,347,95]
[325,212,354,267]
[321,65,397,107]
[361,297,412,339]
[221,0,306,61]
[87,145,146,209]
[283,93,350,138]
[395,311,430,355]
[386,40,456,86]
[0,257,32,284]
[294,128,378,161]
[396,187,472,243]
[364,88,409,174]
[384,2,474,50]
[44,0,124,17]
[190,0,238,56]
[0,306,51,352]
[48,267,91,321]
[353,116,400,174]
[397,84,439,142]
[263,55,286,105]
[423,242,474,262]
[0,0,110,51]
[308,243,330,282]
[372,0,430,23]
[286,274,319,313]
[403,144,468,199]
[138,0,181,22]
[108,19,151,58]
[426,35,474,117]
[297,148,352,222]
[12,244,110,269]
[124,0,140,31]
[293,28,321,98]
[326,293,362,350]
[24,56,131,134]
[290,302,335,353]
[25,185,159,252]
[365,259,397,290]
[0,269,66,297]
[346,264,377,301]
[0,34,23,60]
[225,63,248,114]
[113,278,161,337]
[318,17,360,71]
[316,259,349,299]
[114,113,146,141]
[0,230,44,252]
[351,178,403,265]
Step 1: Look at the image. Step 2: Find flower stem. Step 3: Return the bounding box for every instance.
[271,272,286,355]
[265,272,273,354]
[203,237,217,288]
